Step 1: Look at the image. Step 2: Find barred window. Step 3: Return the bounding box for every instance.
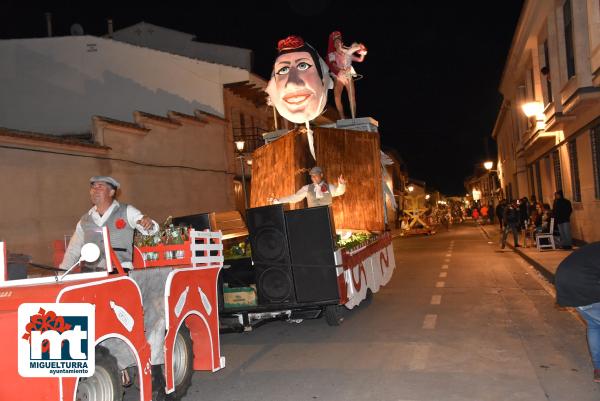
[552,149,563,192]
[568,140,581,202]
[592,125,600,199]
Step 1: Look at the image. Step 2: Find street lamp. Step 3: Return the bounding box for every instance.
[521,101,545,130]
[235,140,248,209]
[407,185,414,193]
[425,194,430,200]
[483,161,494,171]
[521,101,543,118]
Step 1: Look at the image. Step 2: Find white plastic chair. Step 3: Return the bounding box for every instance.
[536,218,556,251]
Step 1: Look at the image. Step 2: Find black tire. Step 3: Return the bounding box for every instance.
[153,326,194,401]
[324,305,344,326]
[77,346,124,401]
[362,289,374,307]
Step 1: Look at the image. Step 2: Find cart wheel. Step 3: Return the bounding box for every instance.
[153,326,194,401]
[362,289,373,307]
[170,326,194,398]
[324,305,344,326]
[76,346,124,401]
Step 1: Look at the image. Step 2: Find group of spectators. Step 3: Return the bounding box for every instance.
[494,190,573,249]
[469,203,494,225]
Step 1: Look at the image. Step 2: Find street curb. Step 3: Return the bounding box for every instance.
[478,225,555,283]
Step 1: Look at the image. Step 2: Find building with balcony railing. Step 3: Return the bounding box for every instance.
[492,0,600,242]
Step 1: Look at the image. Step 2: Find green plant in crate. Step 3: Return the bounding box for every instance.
[225,241,252,260]
[336,232,377,251]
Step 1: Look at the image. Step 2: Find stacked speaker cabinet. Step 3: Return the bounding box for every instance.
[285,206,339,303]
[247,204,340,306]
[246,205,296,304]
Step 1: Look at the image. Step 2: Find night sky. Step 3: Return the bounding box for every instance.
[2,1,523,195]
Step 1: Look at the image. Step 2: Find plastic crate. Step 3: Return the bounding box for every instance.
[132,229,224,269]
[132,241,192,268]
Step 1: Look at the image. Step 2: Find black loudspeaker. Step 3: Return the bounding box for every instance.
[246,205,295,304]
[285,206,340,303]
[172,212,216,231]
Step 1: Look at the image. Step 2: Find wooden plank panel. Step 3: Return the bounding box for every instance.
[215,211,244,222]
[217,219,246,231]
[250,129,311,210]
[250,127,384,232]
[314,127,384,232]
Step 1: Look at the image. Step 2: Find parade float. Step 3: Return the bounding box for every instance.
[0,32,397,401]
[216,34,396,330]
[0,227,224,401]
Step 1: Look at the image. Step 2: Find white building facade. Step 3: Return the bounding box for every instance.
[0,35,251,135]
[492,0,600,242]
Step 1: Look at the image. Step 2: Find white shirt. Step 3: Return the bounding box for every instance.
[275,182,346,205]
[60,200,158,270]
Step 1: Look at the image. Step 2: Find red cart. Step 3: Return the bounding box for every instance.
[0,227,224,401]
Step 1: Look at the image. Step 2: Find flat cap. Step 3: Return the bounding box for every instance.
[90,176,120,189]
[309,166,323,175]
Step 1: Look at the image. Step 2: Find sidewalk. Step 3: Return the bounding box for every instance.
[479,223,575,282]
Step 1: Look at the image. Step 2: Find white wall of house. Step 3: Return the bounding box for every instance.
[0,110,236,264]
[0,36,249,135]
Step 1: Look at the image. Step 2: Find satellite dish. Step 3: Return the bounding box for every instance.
[70,23,84,36]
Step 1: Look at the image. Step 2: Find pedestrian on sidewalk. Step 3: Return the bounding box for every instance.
[555,242,600,382]
[519,197,530,230]
[472,207,479,222]
[480,204,489,225]
[501,200,520,249]
[553,190,573,249]
[540,203,552,232]
[496,200,506,230]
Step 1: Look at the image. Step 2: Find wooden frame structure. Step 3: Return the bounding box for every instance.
[250,127,384,232]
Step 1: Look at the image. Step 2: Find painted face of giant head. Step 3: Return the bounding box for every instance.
[266,36,332,125]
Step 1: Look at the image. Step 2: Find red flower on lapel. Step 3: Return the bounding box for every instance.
[115,218,127,229]
[321,184,328,193]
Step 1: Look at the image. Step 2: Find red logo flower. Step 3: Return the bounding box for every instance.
[115,218,127,229]
[277,35,305,52]
[22,308,72,352]
[321,184,328,193]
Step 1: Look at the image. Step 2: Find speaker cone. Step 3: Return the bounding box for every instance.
[258,267,292,302]
[253,227,287,262]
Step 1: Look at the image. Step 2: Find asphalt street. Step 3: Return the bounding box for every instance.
[183,222,599,401]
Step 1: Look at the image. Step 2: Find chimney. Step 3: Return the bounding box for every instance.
[45,12,52,37]
[107,18,114,38]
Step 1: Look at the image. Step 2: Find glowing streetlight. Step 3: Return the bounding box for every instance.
[484,161,494,170]
[235,140,245,152]
[521,101,544,118]
[407,185,414,193]
[235,140,248,208]
[425,194,430,200]
[521,101,546,130]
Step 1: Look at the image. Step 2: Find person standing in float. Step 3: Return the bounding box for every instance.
[269,167,346,208]
[60,176,159,270]
[326,31,367,120]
